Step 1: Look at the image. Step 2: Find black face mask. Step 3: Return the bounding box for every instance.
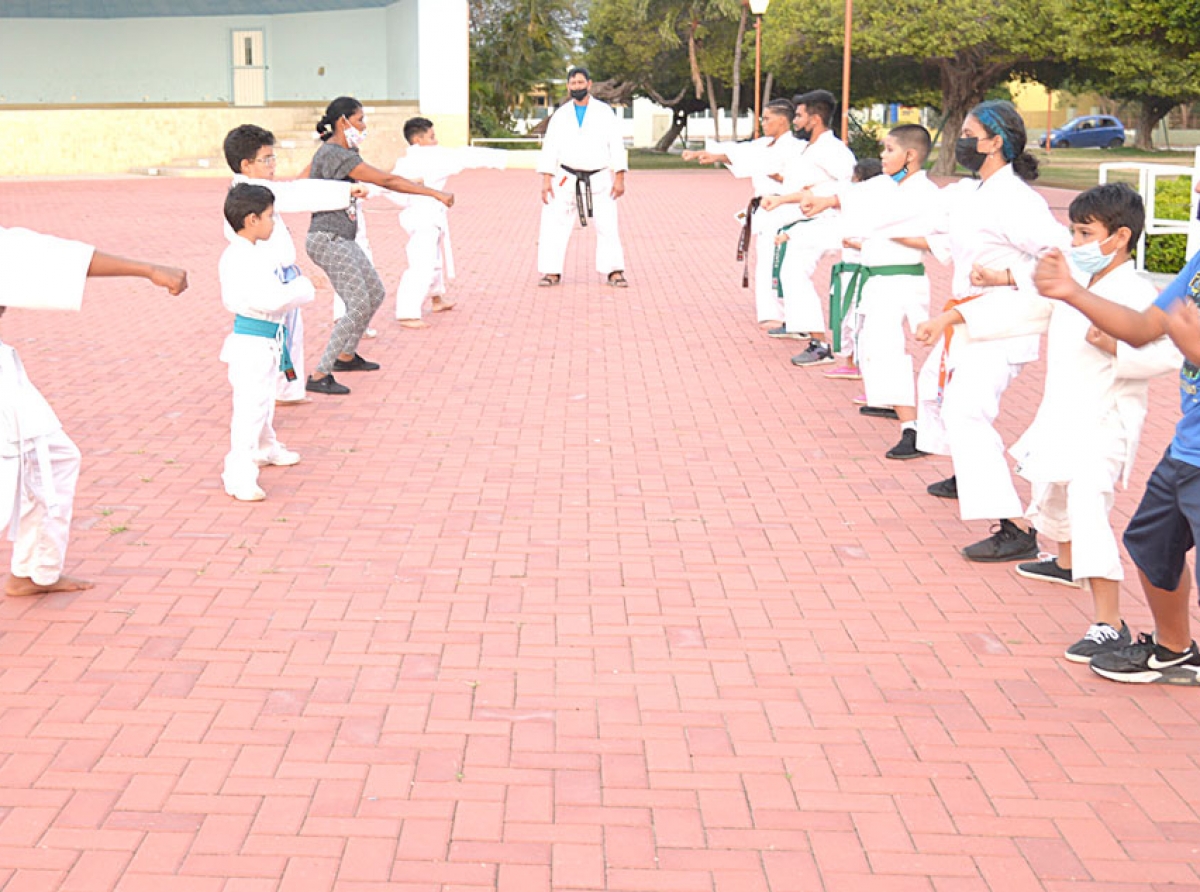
[794,127,812,141]
[955,137,987,173]
[569,87,589,102]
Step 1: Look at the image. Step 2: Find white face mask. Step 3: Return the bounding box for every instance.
[344,123,366,148]
[1070,233,1118,275]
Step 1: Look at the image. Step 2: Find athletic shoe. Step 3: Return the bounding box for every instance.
[306,374,351,395]
[852,394,868,405]
[363,328,378,339]
[1064,622,1130,664]
[228,485,266,502]
[926,475,958,499]
[767,325,808,339]
[1090,632,1200,684]
[260,448,301,467]
[333,353,381,372]
[791,339,836,367]
[860,405,899,419]
[885,428,928,460]
[960,519,1038,562]
[1015,557,1079,588]
[823,365,862,380]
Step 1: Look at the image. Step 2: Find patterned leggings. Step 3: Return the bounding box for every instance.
[306,230,386,374]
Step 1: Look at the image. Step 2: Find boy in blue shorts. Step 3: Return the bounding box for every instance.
[1035,182,1200,683]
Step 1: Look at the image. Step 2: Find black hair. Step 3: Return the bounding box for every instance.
[223,124,275,174]
[968,99,1039,182]
[403,116,434,144]
[1069,182,1145,246]
[316,96,363,142]
[887,124,932,164]
[853,157,883,181]
[224,182,274,231]
[567,66,591,81]
[764,98,796,124]
[793,89,836,126]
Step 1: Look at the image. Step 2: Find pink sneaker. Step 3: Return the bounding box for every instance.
[852,393,867,405]
[824,365,862,380]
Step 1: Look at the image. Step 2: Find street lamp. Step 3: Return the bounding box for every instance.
[748,0,770,138]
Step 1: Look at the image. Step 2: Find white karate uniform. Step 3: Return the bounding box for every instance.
[229,175,352,402]
[775,131,856,333]
[389,144,507,319]
[715,131,809,322]
[218,236,315,496]
[916,165,1070,522]
[536,98,629,278]
[0,226,94,586]
[967,261,1181,580]
[838,171,940,407]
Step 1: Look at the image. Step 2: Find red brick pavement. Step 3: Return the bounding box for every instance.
[1,169,1198,892]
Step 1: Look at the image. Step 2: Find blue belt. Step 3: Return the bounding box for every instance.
[233,314,296,380]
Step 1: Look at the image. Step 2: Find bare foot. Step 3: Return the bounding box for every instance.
[398,319,429,329]
[5,573,95,597]
[431,298,456,313]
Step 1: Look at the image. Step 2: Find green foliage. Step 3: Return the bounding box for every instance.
[1145,175,1193,275]
[846,115,882,160]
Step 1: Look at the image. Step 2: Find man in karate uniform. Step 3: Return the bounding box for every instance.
[389,116,508,326]
[537,67,630,288]
[0,227,186,596]
[684,98,808,326]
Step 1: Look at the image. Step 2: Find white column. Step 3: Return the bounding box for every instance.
[418,0,469,146]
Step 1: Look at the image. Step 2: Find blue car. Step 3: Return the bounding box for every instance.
[1044,115,1126,149]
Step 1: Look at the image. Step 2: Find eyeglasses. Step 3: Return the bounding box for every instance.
[255,155,277,165]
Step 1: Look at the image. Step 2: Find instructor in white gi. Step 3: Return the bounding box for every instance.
[537,67,629,288]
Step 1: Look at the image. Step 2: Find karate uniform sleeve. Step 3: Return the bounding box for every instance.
[262,178,352,214]
[1114,335,1184,379]
[220,244,315,316]
[0,227,95,312]
[463,147,509,171]
[536,109,564,175]
[606,108,629,173]
[715,140,760,180]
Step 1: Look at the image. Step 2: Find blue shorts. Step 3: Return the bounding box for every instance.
[1124,449,1200,591]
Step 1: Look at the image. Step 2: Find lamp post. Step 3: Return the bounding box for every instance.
[841,0,852,142]
[749,0,770,138]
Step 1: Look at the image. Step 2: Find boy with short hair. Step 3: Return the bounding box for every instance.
[388,116,507,327]
[222,124,364,403]
[973,183,1179,662]
[219,184,315,502]
[1,226,186,597]
[1034,177,1200,684]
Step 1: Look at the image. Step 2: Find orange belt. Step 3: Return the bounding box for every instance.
[936,294,982,404]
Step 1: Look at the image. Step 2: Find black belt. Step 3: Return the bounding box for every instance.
[737,196,762,288]
[562,165,603,227]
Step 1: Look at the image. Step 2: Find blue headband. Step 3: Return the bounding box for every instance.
[973,106,1016,162]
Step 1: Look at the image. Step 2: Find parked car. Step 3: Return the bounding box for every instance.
[1044,115,1126,149]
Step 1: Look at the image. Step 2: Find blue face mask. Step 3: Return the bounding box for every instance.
[891,168,910,183]
[1070,234,1118,275]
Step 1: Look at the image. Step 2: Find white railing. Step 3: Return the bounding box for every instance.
[1099,148,1200,271]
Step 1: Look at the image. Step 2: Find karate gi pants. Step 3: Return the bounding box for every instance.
[1025,443,1127,583]
[777,223,842,335]
[858,279,929,408]
[2,431,80,585]
[538,169,625,277]
[395,223,447,320]
[222,336,285,495]
[917,340,1026,522]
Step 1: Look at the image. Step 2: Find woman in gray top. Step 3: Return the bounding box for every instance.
[305,96,454,395]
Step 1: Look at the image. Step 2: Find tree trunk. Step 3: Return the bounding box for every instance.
[705,73,721,143]
[654,106,690,152]
[1135,98,1176,150]
[930,54,1009,176]
[763,72,774,106]
[730,6,748,141]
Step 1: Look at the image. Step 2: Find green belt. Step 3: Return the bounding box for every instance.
[828,261,925,352]
[770,218,811,298]
[233,314,295,379]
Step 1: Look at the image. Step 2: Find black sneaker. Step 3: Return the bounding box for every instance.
[1090,632,1200,684]
[886,428,928,460]
[306,374,351,395]
[790,339,835,367]
[767,325,808,339]
[860,406,900,420]
[1065,622,1131,664]
[960,519,1038,563]
[926,476,958,499]
[333,353,381,372]
[1015,557,1080,588]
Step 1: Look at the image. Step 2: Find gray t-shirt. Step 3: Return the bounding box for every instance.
[308,142,361,240]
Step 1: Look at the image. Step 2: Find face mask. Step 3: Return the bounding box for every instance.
[569,87,589,102]
[344,124,366,148]
[955,137,987,173]
[891,168,910,183]
[1070,234,1118,275]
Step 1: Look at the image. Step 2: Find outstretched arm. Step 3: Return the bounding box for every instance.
[349,161,454,208]
[88,252,188,295]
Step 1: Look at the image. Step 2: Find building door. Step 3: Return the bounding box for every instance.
[231,29,266,107]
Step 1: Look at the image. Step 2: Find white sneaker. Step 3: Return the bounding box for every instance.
[228,485,266,502]
[263,449,301,467]
[363,327,378,339]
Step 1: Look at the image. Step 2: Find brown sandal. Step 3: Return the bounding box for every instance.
[538,274,561,287]
[607,271,628,288]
